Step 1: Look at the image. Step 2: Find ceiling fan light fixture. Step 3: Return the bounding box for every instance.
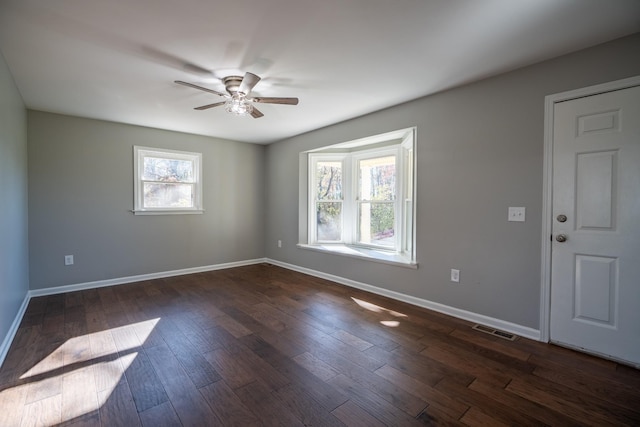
[224,94,253,116]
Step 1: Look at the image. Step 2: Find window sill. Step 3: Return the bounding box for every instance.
[297,243,418,269]
[131,209,204,215]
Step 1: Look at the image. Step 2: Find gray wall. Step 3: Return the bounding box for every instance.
[28,112,265,289]
[265,33,640,330]
[0,52,29,350]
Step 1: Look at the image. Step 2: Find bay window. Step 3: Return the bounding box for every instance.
[303,127,416,266]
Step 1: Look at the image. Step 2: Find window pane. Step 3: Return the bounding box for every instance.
[359,202,394,247]
[316,161,342,200]
[143,156,194,183]
[359,156,395,201]
[144,183,193,208]
[317,202,342,241]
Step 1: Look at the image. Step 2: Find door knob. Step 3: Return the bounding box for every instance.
[557,214,567,223]
[556,234,568,242]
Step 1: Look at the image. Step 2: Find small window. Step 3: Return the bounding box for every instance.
[303,128,416,265]
[133,146,203,215]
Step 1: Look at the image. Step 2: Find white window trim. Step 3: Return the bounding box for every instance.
[296,242,417,268]
[302,127,417,267]
[133,146,204,215]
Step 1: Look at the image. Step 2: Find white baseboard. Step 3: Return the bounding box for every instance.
[266,258,541,341]
[0,293,31,367]
[29,258,268,298]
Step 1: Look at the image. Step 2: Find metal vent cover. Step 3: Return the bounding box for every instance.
[472,324,517,341]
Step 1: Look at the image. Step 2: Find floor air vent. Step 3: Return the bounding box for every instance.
[472,324,517,341]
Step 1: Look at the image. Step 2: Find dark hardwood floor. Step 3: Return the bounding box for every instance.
[1,264,638,426]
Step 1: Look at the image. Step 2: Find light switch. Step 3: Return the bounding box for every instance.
[508,207,526,222]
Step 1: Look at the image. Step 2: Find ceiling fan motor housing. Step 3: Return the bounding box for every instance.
[223,76,244,95]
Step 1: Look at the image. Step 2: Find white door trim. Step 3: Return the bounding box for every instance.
[540,75,640,342]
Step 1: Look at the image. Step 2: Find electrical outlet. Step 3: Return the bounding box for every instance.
[64,255,74,266]
[277,240,282,248]
[451,268,460,283]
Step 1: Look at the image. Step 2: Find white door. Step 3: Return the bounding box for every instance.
[550,84,640,366]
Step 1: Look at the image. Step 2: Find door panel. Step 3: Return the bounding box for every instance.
[577,109,620,136]
[550,84,640,366]
[574,254,617,326]
[576,150,617,230]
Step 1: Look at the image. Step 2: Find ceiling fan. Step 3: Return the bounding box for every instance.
[175,72,298,118]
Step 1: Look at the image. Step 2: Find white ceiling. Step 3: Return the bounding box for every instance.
[1,0,639,144]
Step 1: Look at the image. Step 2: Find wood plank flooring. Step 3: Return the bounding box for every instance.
[1,264,639,426]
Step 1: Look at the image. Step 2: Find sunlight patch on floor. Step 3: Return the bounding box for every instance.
[4,318,161,426]
[350,297,407,327]
[380,320,400,327]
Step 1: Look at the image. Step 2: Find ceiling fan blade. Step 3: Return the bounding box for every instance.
[238,72,261,95]
[250,107,264,118]
[175,80,227,97]
[194,101,226,110]
[252,97,299,105]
